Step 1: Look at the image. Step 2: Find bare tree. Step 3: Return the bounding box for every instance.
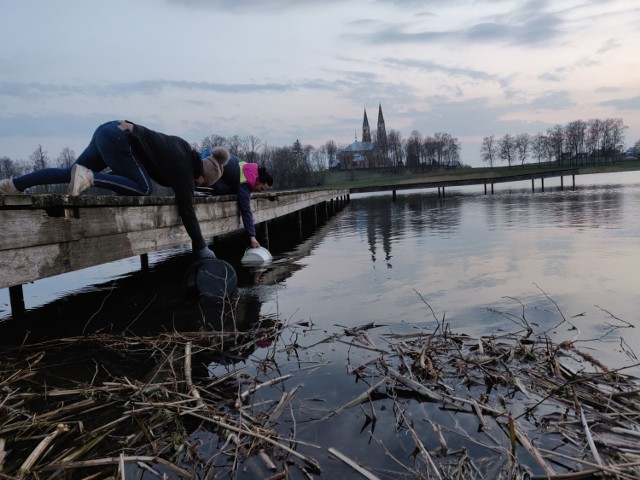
[546,125,564,164]
[56,147,75,168]
[430,132,446,166]
[530,133,548,164]
[437,133,460,166]
[227,135,246,158]
[201,134,227,152]
[515,133,530,167]
[30,145,49,171]
[481,135,497,168]
[499,134,517,168]
[422,135,436,165]
[387,129,404,169]
[585,119,602,161]
[405,130,422,167]
[564,120,586,162]
[310,149,326,172]
[602,118,626,158]
[0,156,15,179]
[245,135,262,164]
[320,140,337,170]
[270,140,314,189]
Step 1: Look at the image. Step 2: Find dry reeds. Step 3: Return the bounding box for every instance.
[1,298,639,479]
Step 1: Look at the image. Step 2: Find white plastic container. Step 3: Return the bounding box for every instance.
[241,247,273,266]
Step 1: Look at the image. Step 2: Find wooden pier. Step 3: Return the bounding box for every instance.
[0,189,349,311]
[349,168,579,199]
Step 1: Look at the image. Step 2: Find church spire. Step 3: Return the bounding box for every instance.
[377,103,387,146]
[362,108,371,143]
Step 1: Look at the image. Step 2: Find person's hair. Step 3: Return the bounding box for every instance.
[258,166,273,186]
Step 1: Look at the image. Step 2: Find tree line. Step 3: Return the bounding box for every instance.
[481,117,631,168]
[2,117,637,192]
[0,127,464,191]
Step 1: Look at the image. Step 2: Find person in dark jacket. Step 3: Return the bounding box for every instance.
[205,152,273,248]
[0,120,229,259]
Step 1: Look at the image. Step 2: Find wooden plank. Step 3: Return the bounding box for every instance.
[0,189,349,288]
[0,210,83,250]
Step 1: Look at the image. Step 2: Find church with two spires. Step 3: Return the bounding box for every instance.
[333,104,390,170]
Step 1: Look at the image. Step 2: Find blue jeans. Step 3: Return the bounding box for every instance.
[13,121,153,195]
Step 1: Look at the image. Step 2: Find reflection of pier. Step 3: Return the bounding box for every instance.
[350,168,578,199]
[249,210,341,287]
[0,188,349,312]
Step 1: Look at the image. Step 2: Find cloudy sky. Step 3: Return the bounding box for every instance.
[1,0,638,167]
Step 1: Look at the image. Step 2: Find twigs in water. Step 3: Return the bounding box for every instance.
[2,292,640,479]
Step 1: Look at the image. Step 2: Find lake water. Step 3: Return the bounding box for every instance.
[1,170,640,477]
[266,170,640,368]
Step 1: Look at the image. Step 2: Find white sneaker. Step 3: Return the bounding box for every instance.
[0,178,21,195]
[68,165,94,196]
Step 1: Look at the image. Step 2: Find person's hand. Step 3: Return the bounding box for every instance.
[249,236,260,248]
[196,247,216,259]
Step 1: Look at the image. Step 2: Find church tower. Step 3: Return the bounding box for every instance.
[362,109,371,143]
[376,103,387,146]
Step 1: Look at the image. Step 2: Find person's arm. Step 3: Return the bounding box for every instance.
[237,184,259,247]
[173,180,213,256]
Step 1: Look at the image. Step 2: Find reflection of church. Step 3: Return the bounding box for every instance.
[333,104,389,170]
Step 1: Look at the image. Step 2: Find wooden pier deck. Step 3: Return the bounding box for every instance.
[0,189,349,291]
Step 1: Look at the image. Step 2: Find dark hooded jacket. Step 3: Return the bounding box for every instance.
[127,122,207,252]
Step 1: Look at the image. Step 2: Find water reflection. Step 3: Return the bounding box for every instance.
[266,173,640,375]
[480,187,626,231]
[0,252,285,345]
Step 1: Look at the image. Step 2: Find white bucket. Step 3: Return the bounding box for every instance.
[241,247,273,266]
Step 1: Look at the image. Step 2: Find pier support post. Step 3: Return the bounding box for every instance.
[9,285,25,317]
[140,253,149,272]
[392,190,397,201]
[541,178,545,192]
[261,221,270,249]
[531,179,535,192]
[561,176,564,190]
[298,210,303,241]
